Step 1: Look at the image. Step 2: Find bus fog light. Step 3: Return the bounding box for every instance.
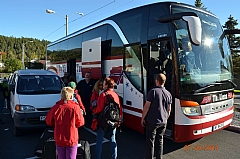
[182,107,201,116]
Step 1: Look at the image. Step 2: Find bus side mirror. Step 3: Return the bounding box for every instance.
[182,16,202,46]
[157,12,202,46]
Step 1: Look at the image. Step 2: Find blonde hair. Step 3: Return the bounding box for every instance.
[61,87,74,100]
[92,79,103,93]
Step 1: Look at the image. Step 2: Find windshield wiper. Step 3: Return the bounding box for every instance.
[194,83,223,93]
[194,79,236,93]
[215,79,237,87]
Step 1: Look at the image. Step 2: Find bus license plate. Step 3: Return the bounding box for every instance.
[212,122,224,131]
[40,116,46,121]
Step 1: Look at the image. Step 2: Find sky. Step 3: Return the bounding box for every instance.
[0,0,240,42]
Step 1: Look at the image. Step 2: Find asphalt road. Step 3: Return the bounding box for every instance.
[0,108,240,159]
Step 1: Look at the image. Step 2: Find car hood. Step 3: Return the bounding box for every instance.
[18,94,61,109]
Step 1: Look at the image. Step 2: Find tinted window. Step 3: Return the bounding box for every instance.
[82,25,107,42]
[48,42,61,62]
[17,75,63,94]
[124,44,143,91]
[148,6,169,39]
[68,34,83,60]
[58,40,69,61]
[112,10,142,43]
[107,25,124,56]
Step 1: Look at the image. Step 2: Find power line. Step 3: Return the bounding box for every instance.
[69,0,133,29]
[69,0,116,24]
[43,0,116,40]
[42,24,65,40]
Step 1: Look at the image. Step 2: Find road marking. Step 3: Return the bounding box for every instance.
[83,126,109,147]
[25,157,40,159]
[25,126,110,159]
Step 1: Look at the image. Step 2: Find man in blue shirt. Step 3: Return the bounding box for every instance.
[141,73,172,159]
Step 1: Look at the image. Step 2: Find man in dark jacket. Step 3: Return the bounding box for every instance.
[76,72,95,127]
[141,73,172,159]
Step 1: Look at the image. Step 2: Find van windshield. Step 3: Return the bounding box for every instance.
[17,75,63,94]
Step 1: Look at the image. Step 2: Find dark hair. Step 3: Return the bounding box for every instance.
[155,73,166,85]
[85,72,91,75]
[104,77,114,89]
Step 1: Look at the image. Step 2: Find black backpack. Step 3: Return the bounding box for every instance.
[98,91,120,130]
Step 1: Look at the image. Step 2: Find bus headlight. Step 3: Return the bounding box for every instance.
[182,107,201,116]
[15,105,35,111]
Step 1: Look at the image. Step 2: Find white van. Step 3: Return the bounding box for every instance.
[8,69,64,136]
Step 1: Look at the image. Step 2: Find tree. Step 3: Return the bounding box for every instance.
[195,0,203,8]
[194,0,208,10]
[3,57,22,73]
[223,15,240,76]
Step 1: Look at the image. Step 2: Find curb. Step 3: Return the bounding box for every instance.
[226,125,240,133]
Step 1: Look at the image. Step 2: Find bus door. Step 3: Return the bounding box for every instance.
[123,43,144,132]
[147,39,174,138]
[82,37,102,80]
[67,59,76,78]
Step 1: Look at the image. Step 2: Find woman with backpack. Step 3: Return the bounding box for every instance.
[93,77,122,159]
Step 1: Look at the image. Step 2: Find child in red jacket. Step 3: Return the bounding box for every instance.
[68,81,86,115]
[46,87,85,159]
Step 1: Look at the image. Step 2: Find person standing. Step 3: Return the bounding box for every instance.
[141,73,172,159]
[61,72,70,86]
[68,81,86,115]
[93,77,122,159]
[90,79,104,131]
[0,79,8,124]
[46,87,85,159]
[76,72,95,127]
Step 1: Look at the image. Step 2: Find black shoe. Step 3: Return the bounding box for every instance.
[0,119,5,124]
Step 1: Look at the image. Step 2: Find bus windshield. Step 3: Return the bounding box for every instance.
[172,6,233,94]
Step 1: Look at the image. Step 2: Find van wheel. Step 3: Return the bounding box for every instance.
[14,125,22,137]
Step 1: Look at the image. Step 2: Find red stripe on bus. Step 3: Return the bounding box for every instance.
[104,55,123,60]
[51,61,67,64]
[174,112,233,142]
[123,113,144,133]
[82,67,101,79]
[122,105,143,113]
[82,61,101,65]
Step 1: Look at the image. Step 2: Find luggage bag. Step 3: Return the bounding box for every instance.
[34,128,54,157]
[42,138,57,159]
[76,140,91,159]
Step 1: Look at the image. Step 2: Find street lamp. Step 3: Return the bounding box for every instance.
[46,9,84,36]
[22,41,33,69]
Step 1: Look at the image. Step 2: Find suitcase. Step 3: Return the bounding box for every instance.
[34,128,54,157]
[76,140,91,159]
[42,138,57,159]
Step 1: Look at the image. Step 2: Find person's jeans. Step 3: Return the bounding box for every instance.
[56,144,78,159]
[146,122,166,159]
[95,126,117,159]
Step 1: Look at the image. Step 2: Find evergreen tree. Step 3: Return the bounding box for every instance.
[194,0,208,10]
[195,0,203,8]
[0,35,50,72]
[223,15,240,76]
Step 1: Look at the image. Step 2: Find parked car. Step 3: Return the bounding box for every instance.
[8,69,64,136]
